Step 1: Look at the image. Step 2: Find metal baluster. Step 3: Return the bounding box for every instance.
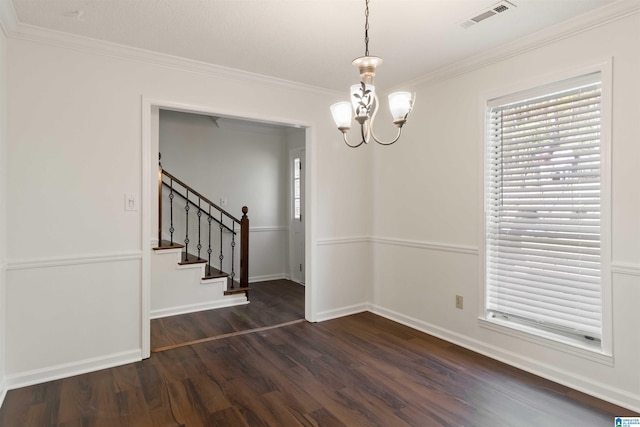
[219,212,224,272]
[169,179,175,245]
[207,205,213,276]
[197,199,202,260]
[184,189,190,262]
[230,222,236,281]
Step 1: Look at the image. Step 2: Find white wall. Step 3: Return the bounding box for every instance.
[4,33,372,387]
[8,5,636,414]
[371,12,640,410]
[0,24,8,403]
[159,110,291,281]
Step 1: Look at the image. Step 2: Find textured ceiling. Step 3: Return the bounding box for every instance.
[9,0,620,91]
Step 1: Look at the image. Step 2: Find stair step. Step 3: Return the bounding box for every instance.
[203,265,229,279]
[224,277,249,297]
[224,287,250,296]
[177,253,208,265]
[154,240,185,250]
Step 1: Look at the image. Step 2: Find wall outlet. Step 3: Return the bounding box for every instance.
[455,295,464,309]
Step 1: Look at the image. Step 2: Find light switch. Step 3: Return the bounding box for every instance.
[125,193,138,211]
[219,197,227,207]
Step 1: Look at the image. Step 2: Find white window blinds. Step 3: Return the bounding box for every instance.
[485,73,602,341]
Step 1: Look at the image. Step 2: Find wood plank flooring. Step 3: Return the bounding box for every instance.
[0,311,636,426]
[151,279,305,352]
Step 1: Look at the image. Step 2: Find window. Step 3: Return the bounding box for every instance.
[483,71,608,350]
[293,157,301,220]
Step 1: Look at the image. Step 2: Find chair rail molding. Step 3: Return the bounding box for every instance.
[611,262,640,277]
[371,236,478,256]
[6,251,143,270]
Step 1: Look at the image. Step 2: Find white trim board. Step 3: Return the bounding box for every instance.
[315,303,369,323]
[315,236,478,256]
[0,380,6,411]
[371,237,478,256]
[368,304,640,413]
[611,262,640,277]
[4,349,141,391]
[251,226,288,233]
[2,2,638,96]
[400,1,640,89]
[316,236,370,246]
[150,296,248,320]
[3,22,339,98]
[249,273,289,283]
[6,251,143,270]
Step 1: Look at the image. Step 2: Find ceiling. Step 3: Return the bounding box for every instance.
[7,0,621,92]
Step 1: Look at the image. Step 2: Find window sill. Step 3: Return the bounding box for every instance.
[478,316,613,366]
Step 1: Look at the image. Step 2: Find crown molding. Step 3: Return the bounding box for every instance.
[2,0,638,95]
[0,16,340,97]
[401,0,640,89]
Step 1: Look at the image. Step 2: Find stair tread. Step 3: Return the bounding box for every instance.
[203,265,230,279]
[178,253,208,265]
[154,240,185,250]
[224,286,251,296]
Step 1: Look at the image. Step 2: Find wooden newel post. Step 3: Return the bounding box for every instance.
[240,206,249,288]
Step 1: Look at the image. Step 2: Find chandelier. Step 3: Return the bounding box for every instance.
[330,0,415,148]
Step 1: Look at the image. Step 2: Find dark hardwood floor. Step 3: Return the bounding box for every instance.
[0,310,636,426]
[151,279,305,352]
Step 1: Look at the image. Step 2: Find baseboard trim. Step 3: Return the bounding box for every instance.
[249,273,288,283]
[315,303,369,322]
[150,296,248,319]
[368,304,640,412]
[5,349,141,391]
[0,379,7,410]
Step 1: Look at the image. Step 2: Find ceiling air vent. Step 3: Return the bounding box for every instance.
[459,1,517,29]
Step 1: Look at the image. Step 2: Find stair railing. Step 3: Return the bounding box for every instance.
[158,164,249,290]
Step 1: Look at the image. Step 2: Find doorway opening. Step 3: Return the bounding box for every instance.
[142,98,314,358]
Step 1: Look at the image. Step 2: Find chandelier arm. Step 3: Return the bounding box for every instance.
[371,126,403,146]
[368,93,403,146]
[342,132,366,148]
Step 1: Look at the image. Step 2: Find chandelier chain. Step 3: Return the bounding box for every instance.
[364,0,370,56]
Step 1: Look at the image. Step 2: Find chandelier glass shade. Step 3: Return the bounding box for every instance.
[330,0,415,147]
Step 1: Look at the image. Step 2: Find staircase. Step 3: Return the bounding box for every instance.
[151,162,250,318]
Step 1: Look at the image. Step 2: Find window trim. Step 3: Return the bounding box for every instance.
[478,60,613,358]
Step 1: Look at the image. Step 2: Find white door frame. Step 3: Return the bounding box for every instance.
[141,96,316,358]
